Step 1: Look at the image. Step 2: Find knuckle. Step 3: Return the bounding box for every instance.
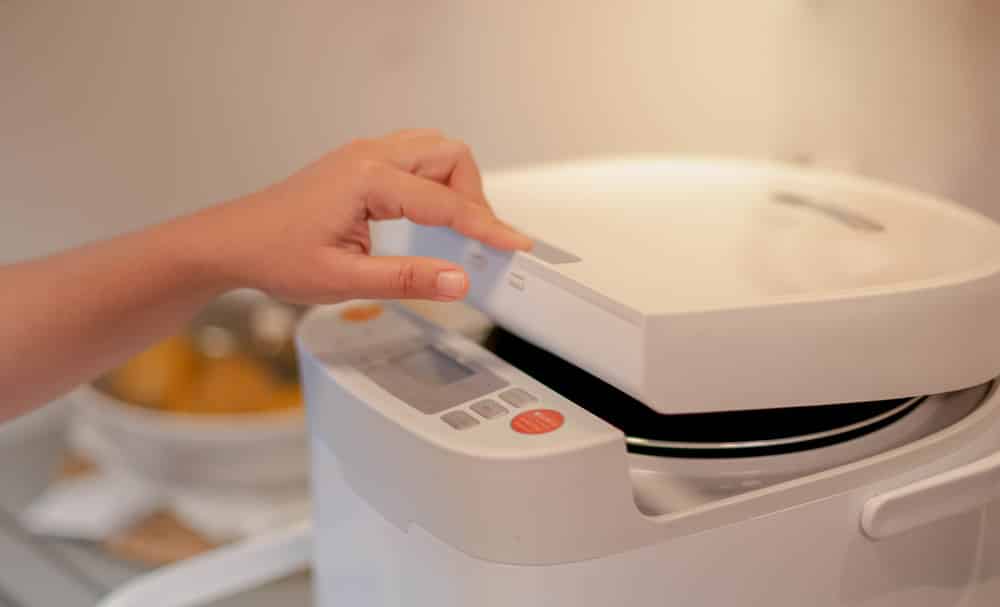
[344,138,383,161]
[354,158,385,185]
[454,139,472,155]
[394,263,420,297]
[445,139,472,158]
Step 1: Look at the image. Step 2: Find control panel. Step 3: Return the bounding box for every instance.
[296,300,642,566]
[300,301,618,453]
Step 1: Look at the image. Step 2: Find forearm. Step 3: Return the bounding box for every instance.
[0,213,230,420]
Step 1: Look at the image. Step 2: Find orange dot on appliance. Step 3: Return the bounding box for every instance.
[339,303,384,323]
[511,409,565,435]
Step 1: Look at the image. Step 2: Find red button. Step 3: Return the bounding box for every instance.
[511,409,564,434]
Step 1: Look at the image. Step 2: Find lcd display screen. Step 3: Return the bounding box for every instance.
[393,347,475,387]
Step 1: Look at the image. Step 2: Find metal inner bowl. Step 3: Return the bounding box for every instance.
[482,327,927,458]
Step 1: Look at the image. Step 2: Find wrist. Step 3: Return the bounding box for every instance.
[150,206,245,298]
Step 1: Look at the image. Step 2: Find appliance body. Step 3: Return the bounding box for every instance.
[297,159,1000,606]
[299,302,1000,607]
[309,442,1000,607]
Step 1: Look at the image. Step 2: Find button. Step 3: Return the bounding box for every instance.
[442,410,479,430]
[498,388,536,408]
[508,272,525,290]
[340,304,384,323]
[470,399,508,419]
[511,409,564,434]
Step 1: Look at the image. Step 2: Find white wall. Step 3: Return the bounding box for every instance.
[2,0,998,262]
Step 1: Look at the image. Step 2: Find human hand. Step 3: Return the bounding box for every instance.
[184,130,532,303]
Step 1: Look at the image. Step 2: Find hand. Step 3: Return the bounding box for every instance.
[0,130,532,415]
[186,130,532,303]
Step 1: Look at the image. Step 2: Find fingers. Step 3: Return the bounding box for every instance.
[362,164,532,251]
[332,254,470,301]
[382,134,490,209]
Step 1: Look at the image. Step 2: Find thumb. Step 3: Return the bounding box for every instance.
[335,254,470,301]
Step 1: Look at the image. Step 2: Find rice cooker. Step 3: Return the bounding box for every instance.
[99,158,1000,606]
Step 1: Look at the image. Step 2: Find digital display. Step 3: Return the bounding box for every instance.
[365,342,508,414]
[393,347,475,387]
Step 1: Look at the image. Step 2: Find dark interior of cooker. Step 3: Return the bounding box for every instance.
[482,327,919,456]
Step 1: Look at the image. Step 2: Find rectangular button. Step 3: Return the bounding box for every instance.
[470,399,508,419]
[498,388,536,407]
[442,410,479,430]
[508,272,525,290]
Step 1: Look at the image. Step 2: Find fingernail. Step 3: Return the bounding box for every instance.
[435,271,467,300]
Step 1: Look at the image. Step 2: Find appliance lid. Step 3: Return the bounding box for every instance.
[373,157,1000,414]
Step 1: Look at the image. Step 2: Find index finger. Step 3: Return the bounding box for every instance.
[364,165,532,251]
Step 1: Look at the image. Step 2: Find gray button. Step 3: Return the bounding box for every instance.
[498,388,536,407]
[470,399,508,419]
[442,410,479,430]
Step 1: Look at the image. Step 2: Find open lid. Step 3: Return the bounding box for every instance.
[373,158,1000,414]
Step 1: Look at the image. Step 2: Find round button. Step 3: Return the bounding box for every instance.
[511,409,564,435]
[340,303,383,323]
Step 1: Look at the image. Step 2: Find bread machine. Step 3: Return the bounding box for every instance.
[99,158,1000,606]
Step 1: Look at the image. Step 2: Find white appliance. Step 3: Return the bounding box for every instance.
[100,158,1000,607]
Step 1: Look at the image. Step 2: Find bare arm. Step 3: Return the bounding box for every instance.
[0,130,531,421]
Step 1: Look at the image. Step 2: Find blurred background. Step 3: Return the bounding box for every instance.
[2,1,1000,604]
[3,1,1000,264]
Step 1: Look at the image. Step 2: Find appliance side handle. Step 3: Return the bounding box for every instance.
[861,451,1000,540]
[96,521,312,607]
